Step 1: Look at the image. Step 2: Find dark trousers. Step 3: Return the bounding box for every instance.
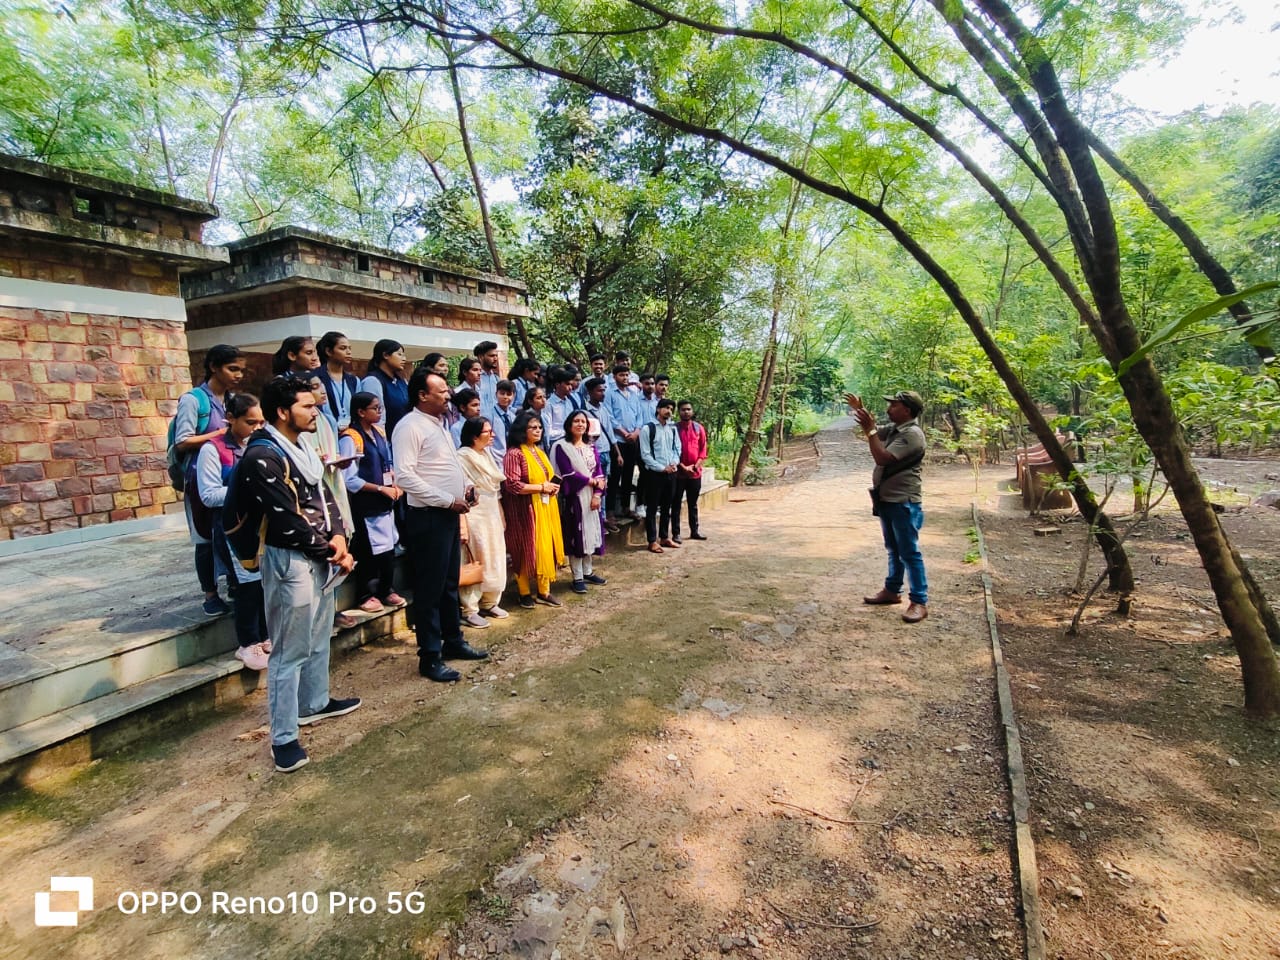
[405,506,463,661]
[644,470,678,543]
[233,578,268,647]
[673,474,702,537]
[195,541,216,593]
[609,439,640,514]
[351,516,396,602]
[208,529,241,592]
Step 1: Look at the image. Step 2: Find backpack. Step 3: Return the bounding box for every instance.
[165,387,212,492]
[222,433,291,573]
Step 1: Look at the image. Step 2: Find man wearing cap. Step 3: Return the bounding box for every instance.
[853,390,929,623]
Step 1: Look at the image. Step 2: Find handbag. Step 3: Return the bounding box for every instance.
[459,541,484,586]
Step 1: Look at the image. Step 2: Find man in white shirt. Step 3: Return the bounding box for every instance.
[391,370,490,681]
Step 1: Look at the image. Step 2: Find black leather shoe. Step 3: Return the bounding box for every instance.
[419,659,460,682]
[688,532,707,540]
[443,640,489,661]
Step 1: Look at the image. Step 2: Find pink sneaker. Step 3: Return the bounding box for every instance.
[359,596,385,613]
[235,644,270,671]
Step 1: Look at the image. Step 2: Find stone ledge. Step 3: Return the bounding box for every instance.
[0,154,220,219]
[0,207,229,267]
[182,260,530,318]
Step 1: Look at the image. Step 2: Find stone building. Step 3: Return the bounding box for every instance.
[0,155,227,548]
[181,226,529,393]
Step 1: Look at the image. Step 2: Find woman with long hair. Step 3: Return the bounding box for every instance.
[457,416,509,625]
[314,331,359,429]
[420,352,451,379]
[360,338,410,436]
[339,392,405,613]
[195,392,270,670]
[502,411,564,608]
[552,410,607,594]
[175,343,245,615]
[270,336,318,376]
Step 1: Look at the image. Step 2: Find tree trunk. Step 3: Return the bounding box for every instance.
[733,316,779,487]
[443,51,534,358]
[967,0,1280,715]
[1087,131,1273,364]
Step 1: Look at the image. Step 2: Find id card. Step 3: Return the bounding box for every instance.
[383,470,395,486]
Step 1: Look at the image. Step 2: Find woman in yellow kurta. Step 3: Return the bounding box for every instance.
[502,411,566,607]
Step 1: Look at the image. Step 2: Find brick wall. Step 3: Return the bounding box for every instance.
[0,240,189,541]
[0,240,180,297]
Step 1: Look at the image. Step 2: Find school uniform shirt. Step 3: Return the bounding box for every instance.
[585,400,616,458]
[606,388,645,441]
[477,369,500,415]
[640,420,681,473]
[545,391,582,444]
[316,367,359,430]
[488,403,517,466]
[360,369,411,436]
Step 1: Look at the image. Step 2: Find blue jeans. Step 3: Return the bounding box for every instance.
[262,546,335,746]
[878,500,927,605]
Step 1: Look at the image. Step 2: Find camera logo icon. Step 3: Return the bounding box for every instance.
[34,876,94,927]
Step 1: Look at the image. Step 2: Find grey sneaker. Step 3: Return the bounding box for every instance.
[463,612,490,628]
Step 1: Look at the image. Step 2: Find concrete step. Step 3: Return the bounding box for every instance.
[0,479,732,784]
[0,653,247,773]
[0,614,238,734]
[0,601,411,785]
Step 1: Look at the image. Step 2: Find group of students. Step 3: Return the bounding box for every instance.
[169,335,711,771]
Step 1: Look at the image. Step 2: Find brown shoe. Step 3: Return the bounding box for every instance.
[648,542,664,554]
[902,602,928,623]
[660,538,681,549]
[863,589,902,605]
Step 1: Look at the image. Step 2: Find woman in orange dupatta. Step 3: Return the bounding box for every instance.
[502,411,566,607]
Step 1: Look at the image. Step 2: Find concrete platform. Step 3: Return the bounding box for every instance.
[0,473,728,784]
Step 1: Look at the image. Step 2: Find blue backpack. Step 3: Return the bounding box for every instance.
[165,387,211,492]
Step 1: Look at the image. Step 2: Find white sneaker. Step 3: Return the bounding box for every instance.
[463,612,490,628]
[235,643,270,671]
[634,505,647,519]
[481,605,510,619]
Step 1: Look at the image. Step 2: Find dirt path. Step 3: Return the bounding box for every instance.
[1,421,1017,960]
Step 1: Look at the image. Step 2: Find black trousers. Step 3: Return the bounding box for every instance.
[644,470,678,543]
[404,505,462,661]
[673,474,702,537]
[233,578,267,647]
[609,439,640,514]
[350,516,396,602]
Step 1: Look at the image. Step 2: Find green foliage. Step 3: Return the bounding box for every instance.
[1117,282,1280,375]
